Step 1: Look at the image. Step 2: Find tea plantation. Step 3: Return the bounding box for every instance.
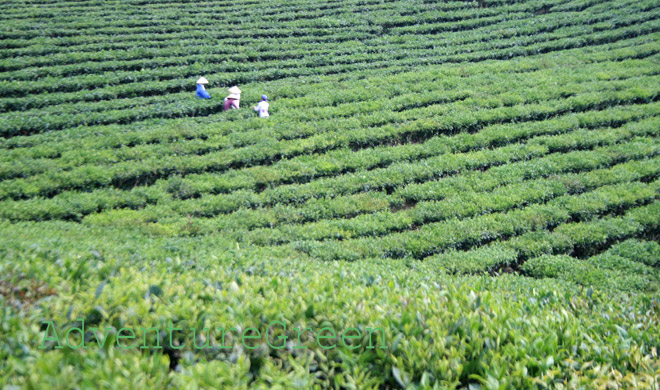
[1,0,660,388]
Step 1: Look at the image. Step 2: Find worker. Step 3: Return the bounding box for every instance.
[196,77,211,99]
[224,86,241,111]
[254,95,269,117]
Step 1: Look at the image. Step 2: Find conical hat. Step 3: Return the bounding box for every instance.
[196,77,209,84]
[228,86,241,94]
[227,93,240,100]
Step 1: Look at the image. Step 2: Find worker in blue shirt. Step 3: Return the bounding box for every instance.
[196,77,211,99]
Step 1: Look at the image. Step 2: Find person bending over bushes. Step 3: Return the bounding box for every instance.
[195,77,211,99]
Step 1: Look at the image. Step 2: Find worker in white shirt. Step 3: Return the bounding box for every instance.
[254,95,269,117]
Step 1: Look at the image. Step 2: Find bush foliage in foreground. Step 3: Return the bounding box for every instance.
[1,240,660,389]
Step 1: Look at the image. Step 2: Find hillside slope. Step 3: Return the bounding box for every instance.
[1,0,660,388]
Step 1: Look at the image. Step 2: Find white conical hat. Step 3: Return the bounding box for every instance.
[228,86,241,94]
[196,77,209,84]
[227,93,240,100]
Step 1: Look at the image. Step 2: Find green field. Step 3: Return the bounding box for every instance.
[1,0,660,388]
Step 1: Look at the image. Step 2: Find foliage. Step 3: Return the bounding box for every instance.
[2,0,660,387]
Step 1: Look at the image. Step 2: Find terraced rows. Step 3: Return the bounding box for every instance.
[1,0,658,286]
[1,0,659,136]
[2,41,657,287]
[2,0,660,388]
